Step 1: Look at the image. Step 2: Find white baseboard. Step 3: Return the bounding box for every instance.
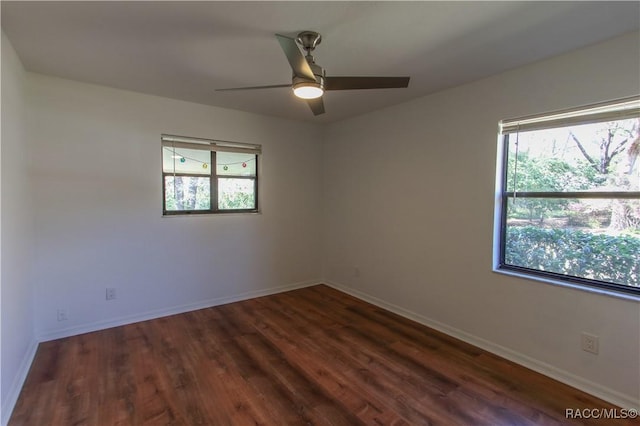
[1,339,38,426]
[37,279,322,342]
[324,280,640,411]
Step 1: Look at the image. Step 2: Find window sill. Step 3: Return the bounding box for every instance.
[493,267,640,303]
[162,210,261,218]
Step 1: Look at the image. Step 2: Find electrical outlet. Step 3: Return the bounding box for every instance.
[354,266,360,278]
[57,309,68,321]
[581,332,599,354]
[106,287,116,300]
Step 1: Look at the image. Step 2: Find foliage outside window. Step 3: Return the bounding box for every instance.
[162,134,260,215]
[497,97,640,295]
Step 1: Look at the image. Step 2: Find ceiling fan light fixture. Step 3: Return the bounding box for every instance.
[293,81,324,99]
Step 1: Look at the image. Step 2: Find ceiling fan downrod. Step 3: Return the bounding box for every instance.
[296,31,322,65]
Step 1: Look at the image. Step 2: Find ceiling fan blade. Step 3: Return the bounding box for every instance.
[306,97,325,116]
[216,84,291,92]
[275,34,316,82]
[325,76,410,91]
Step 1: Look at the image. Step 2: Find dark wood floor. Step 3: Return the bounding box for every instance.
[10,284,636,425]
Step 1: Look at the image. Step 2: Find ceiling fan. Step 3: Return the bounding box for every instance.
[216,31,410,116]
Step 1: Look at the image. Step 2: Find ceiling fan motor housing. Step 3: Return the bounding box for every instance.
[293,73,324,92]
[293,61,325,88]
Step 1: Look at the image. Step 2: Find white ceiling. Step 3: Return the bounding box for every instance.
[2,1,639,124]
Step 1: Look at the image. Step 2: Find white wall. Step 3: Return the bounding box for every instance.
[323,31,640,408]
[2,26,639,422]
[27,73,324,340]
[1,32,37,424]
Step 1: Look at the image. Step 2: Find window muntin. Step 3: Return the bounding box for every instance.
[162,135,260,215]
[497,97,640,295]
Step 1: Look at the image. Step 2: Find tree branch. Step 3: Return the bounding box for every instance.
[609,138,629,158]
[625,135,640,175]
[569,131,598,171]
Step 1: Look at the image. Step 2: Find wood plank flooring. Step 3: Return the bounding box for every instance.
[9,284,637,425]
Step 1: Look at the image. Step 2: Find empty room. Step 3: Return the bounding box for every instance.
[1,1,639,425]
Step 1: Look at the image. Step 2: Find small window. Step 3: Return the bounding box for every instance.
[496,97,640,295]
[162,134,260,215]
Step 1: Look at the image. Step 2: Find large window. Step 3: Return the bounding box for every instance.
[496,97,640,295]
[162,134,260,215]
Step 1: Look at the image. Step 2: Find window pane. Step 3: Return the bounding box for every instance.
[504,197,640,287]
[218,178,255,210]
[164,176,210,210]
[163,147,211,175]
[217,152,256,176]
[506,119,640,192]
